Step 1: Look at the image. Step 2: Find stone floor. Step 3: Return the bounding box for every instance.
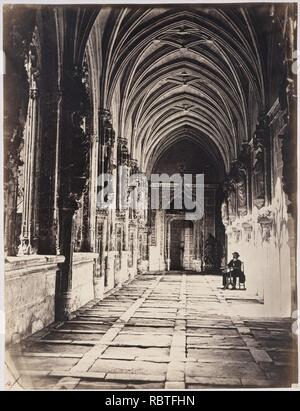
[6,272,298,390]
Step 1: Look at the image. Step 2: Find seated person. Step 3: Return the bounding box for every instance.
[222,252,242,290]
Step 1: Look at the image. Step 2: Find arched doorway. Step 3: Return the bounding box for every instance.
[170,220,193,270]
[148,138,225,273]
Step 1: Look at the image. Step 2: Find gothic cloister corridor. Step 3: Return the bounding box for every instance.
[7,272,297,390]
[3,3,298,390]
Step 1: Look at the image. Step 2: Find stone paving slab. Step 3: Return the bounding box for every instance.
[128,318,175,327]
[55,323,110,332]
[41,332,103,341]
[187,348,254,362]
[76,381,165,390]
[90,359,168,375]
[187,336,245,347]
[187,328,239,336]
[132,312,175,320]
[102,346,170,359]
[186,361,265,379]
[112,334,172,347]
[186,376,242,387]
[17,342,91,355]
[19,376,61,390]
[12,356,79,372]
[120,326,174,335]
[8,272,298,390]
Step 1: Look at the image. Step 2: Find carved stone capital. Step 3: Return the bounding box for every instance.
[91,134,99,143]
[116,210,126,220]
[96,208,109,217]
[253,113,270,148]
[253,198,265,210]
[30,88,39,99]
[99,108,111,122]
[129,158,139,174]
[242,221,253,231]
[257,208,273,225]
[117,137,127,146]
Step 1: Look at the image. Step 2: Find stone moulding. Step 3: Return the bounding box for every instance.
[72,252,98,267]
[5,254,66,344]
[5,255,65,279]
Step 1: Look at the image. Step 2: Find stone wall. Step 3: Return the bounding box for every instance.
[149,211,166,271]
[225,112,295,317]
[70,252,98,312]
[5,255,65,344]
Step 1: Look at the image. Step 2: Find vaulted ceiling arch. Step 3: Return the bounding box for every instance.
[127,82,237,145]
[141,117,231,174]
[105,11,264,103]
[122,60,244,134]
[86,5,268,176]
[146,127,225,180]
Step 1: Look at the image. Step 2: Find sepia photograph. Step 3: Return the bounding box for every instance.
[1,0,299,392]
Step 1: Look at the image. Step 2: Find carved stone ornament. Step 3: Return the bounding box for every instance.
[231,226,241,243]
[100,109,115,146]
[242,222,253,242]
[257,208,273,224]
[96,208,109,217]
[129,158,139,174]
[257,209,273,243]
[231,161,247,217]
[118,137,130,166]
[116,210,126,220]
[221,199,229,226]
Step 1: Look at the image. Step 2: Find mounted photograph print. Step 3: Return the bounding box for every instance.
[2,1,299,391]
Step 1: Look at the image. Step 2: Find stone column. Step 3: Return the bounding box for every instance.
[56,63,90,320]
[4,126,23,256]
[93,210,107,299]
[56,201,76,319]
[117,137,130,282]
[18,45,40,256]
[98,109,116,291]
[4,8,37,257]
[257,210,274,313]
[193,220,202,272]
[166,218,171,271]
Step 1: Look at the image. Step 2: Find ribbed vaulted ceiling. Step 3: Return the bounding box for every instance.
[88,6,267,174]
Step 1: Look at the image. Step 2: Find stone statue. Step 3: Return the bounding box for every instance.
[235,168,247,216]
[253,145,265,206]
[204,233,217,270]
[227,184,236,220]
[221,199,228,225]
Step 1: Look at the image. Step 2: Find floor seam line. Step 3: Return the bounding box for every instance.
[53,275,164,389]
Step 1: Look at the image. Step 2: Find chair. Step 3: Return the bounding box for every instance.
[237,262,246,290]
[237,276,246,290]
[223,263,246,290]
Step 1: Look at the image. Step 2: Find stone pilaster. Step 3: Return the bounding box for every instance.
[56,62,91,320]
[18,36,41,256]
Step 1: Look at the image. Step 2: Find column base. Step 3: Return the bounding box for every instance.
[55,291,75,321]
[93,275,105,300]
[105,251,117,292]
